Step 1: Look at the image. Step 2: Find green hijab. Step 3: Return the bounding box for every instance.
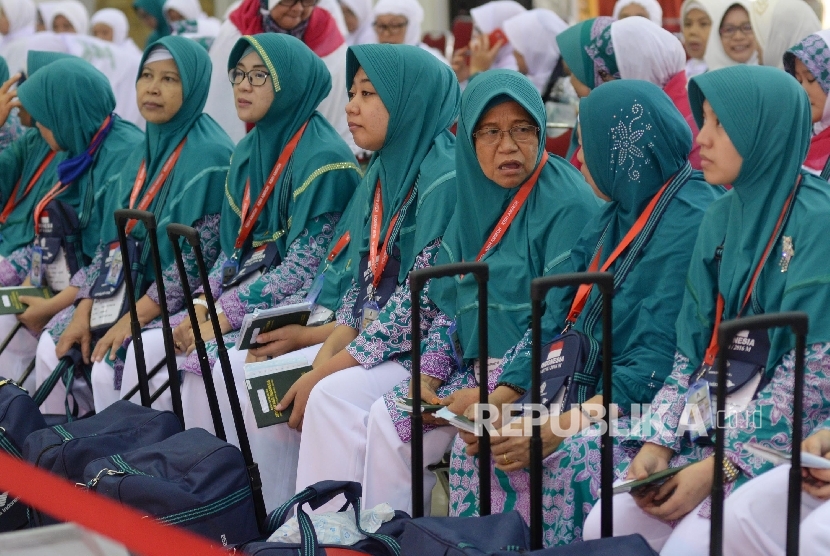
[0,56,7,84]
[134,0,171,44]
[221,34,359,260]
[433,70,600,359]
[97,36,233,292]
[556,16,618,91]
[16,58,143,260]
[683,65,830,370]
[346,44,460,284]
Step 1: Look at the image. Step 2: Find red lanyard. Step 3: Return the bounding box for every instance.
[124,139,186,235]
[234,123,308,250]
[566,177,672,324]
[0,151,57,224]
[702,178,801,366]
[369,180,413,289]
[475,152,549,262]
[327,231,350,263]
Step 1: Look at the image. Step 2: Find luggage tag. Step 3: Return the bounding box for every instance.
[89,241,130,330]
[448,320,465,370]
[684,377,714,443]
[220,257,239,296]
[30,244,44,288]
[361,290,380,332]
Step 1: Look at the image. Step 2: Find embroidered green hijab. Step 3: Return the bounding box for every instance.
[345,44,460,284]
[683,65,830,370]
[433,70,600,359]
[221,34,359,260]
[556,16,618,90]
[134,0,171,44]
[97,35,233,291]
[16,58,143,260]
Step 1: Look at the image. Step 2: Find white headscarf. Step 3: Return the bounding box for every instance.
[372,0,424,46]
[340,0,376,46]
[503,8,567,93]
[0,0,36,40]
[703,0,758,70]
[51,0,90,35]
[90,8,129,44]
[470,0,526,71]
[612,0,663,25]
[163,0,206,21]
[750,0,820,70]
[611,16,686,87]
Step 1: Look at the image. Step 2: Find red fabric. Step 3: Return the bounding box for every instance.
[569,147,582,170]
[663,70,702,170]
[228,0,344,57]
[804,126,830,174]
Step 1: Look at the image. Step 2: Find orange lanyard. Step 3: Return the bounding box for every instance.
[702,178,801,366]
[475,151,549,262]
[327,231,351,263]
[124,139,186,235]
[566,177,672,324]
[0,151,57,224]
[369,181,413,289]
[234,123,307,251]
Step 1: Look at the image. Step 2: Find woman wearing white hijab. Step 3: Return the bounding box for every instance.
[750,0,820,69]
[612,0,663,25]
[703,0,758,70]
[470,0,525,71]
[90,8,143,57]
[51,0,90,35]
[680,0,715,77]
[502,8,567,93]
[339,0,375,46]
[0,0,36,73]
[163,0,222,49]
[372,0,446,61]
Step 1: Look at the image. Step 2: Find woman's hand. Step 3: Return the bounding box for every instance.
[409,375,445,426]
[172,302,207,354]
[55,305,92,364]
[468,34,506,76]
[802,430,830,499]
[91,314,132,362]
[275,368,325,431]
[189,312,231,354]
[627,442,674,510]
[451,48,471,83]
[636,457,714,522]
[17,296,55,336]
[0,74,22,125]
[248,324,309,360]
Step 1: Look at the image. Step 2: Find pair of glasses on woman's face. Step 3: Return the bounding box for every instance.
[373,20,408,35]
[719,22,753,38]
[229,68,271,86]
[274,0,318,8]
[473,125,540,146]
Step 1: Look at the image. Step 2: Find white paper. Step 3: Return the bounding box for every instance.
[89,284,126,330]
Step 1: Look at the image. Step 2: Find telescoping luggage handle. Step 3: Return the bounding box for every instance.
[165,223,268,533]
[711,312,808,556]
[530,272,614,550]
[114,209,184,425]
[410,262,488,519]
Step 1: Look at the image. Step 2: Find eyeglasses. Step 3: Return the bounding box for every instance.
[228,68,271,86]
[275,0,318,7]
[473,125,540,146]
[373,20,408,34]
[719,22,753,38]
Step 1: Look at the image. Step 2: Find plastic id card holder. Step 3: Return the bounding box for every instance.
[684,379,714,443]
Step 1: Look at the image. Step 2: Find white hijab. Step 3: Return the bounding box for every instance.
[703,0,758,71]
[750,0,820,70]
[470,0,526,71]
[90,8,129,44]
[611,16,686,87]
[372,0,424,46]
[163,0,206,21]
[340,0,376,46]
[612,0,663,25]
[503,8,567,93]
[51,0,90,35]
[0,0,36,41]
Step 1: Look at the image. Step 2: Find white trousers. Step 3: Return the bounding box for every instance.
[723,464,829,556]
[242,343,323,513]
[0,314,37,391]
[34,333,94,416]
[295,359,409,513]
[583,487,710,555]
[363,396,457,515]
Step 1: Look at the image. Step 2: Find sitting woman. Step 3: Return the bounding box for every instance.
[501,9,568,95]
[359,69,599,515]
[371,0,446,61]
[703,0,757,71]
[449,79,719,547]
[784,30,830,179]
[42,35,233,413]
[582,66,830,555]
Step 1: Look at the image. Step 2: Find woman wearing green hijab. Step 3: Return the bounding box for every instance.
[134,0,171,46]
[8,57,143,414]
[580,66,830,554]
[165,33,360,440]
[27,36,234,414]
[0,56,24,152]
[447,79,720,546]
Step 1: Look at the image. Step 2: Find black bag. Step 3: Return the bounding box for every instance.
[32,199,84,292]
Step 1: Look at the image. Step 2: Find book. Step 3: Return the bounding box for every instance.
[237,302,313,351]
[394,397,443,414]
[0,286,52,315]
[435,406,476,434]
[744,442,830,470]
[244,354,312,428]
[611,464,693,495]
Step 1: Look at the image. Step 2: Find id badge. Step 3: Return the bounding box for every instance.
[305,273,325,306]
[684,379,714,443]
[361,299,380,332]
[30,245,44,288]
[105,242,123,287]
[220,258,239,295]
[448,320,465,370]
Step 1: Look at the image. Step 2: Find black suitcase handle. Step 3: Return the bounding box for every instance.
[711,312,808,556]
[166,223,267,533]
[410,262,488,518]
[114,209,184,426]
[530,272,614,549]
